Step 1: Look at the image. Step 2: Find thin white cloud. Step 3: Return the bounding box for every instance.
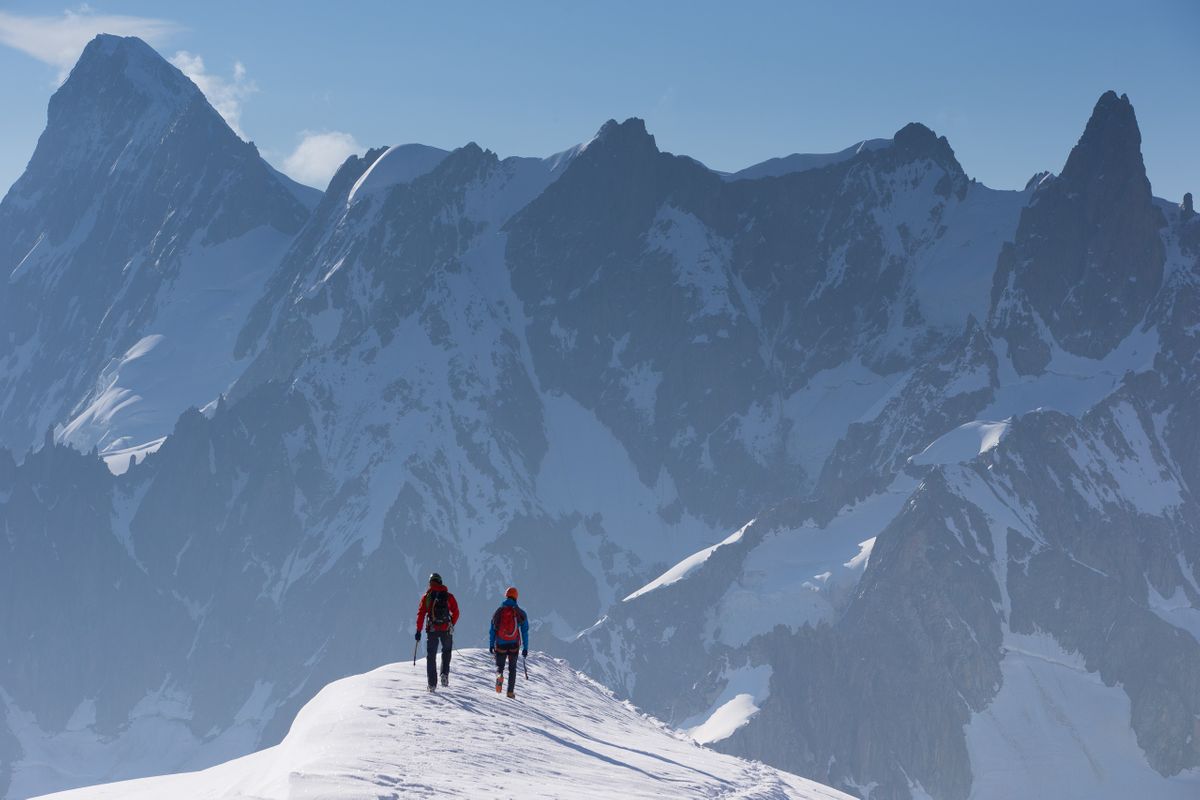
[169,51,256,139]
[282,131,363,189]
[0,7,179,81]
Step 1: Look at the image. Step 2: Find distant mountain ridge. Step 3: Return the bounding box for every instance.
[1,34,1198,800]
[727,137,891,181]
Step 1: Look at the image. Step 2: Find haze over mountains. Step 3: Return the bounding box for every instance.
[1,34,1198,800]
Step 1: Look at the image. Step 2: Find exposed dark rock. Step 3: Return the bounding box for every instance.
[990,91,1166,372]
[1024,170,1053,191]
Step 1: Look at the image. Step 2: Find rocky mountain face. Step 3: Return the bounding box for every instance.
[991,91,1166,372]
[2,36,1198,800]
[570,97,1200,799]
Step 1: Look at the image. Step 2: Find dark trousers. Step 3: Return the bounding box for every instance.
[494,646,518,691]
[426,630,452,686]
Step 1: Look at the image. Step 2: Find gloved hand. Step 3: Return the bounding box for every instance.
[488,645,494,654]
[415,632,421,642]
[522,649,528,658]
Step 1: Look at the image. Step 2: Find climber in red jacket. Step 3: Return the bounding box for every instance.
[415,572,460,691]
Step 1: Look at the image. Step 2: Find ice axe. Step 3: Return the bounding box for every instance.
[412,637,418,667]
[523,653,529,680]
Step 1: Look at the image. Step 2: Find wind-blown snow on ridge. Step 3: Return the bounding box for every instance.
[346,143,450,203]
[35,650,850,800]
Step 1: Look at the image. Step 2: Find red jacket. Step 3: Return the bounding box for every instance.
[416,586,460,633]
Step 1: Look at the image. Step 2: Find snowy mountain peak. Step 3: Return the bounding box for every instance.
[6,33,304,233]
[891,121,964,176]
[319,146,389,204]
[0,35,314,455]
[82,32,161,59]
[72,34,195,98]
[34,651,850,800]
[345,143,450,203]
[588,116,659,157]
[45,35,201,153]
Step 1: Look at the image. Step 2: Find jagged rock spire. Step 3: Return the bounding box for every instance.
[990,91,1165,372]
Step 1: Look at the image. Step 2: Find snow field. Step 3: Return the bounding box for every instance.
[56,226,296,462]
[964,633,1200,800]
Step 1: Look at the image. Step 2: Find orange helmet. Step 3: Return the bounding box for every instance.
[505,586,519,600]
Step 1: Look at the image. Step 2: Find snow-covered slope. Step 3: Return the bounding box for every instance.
[34,650,850,800]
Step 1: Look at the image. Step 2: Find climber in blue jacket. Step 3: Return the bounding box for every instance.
[488,587,529,697]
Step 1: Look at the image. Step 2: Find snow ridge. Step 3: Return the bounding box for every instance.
[35,651,850,800]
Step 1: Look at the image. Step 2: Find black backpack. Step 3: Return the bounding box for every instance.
[428,588,452,631]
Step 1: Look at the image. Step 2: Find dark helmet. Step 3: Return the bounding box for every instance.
[429,572,443,585]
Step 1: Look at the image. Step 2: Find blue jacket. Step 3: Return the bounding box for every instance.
[489,598,529,651]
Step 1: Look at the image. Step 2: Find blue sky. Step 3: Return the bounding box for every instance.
[0,1,1197,199]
